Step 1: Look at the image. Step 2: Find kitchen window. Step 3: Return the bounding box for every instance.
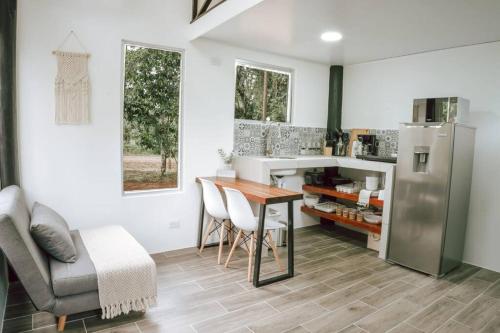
[121,42,183,193]
[234,60,292,123]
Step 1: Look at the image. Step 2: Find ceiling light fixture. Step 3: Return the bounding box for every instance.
[321,31,343,42]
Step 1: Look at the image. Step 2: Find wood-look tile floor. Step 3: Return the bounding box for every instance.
[3,225,500,333]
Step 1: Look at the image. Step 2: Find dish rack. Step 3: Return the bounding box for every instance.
[312,202,337,213]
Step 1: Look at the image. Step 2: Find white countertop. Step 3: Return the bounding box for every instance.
[234,155,395,173]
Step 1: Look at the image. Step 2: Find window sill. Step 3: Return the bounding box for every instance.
[122,187,183,198]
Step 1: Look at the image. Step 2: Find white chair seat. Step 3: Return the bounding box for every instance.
[247,217,285,232]
[200,179,230,221]
[218,212,230,220]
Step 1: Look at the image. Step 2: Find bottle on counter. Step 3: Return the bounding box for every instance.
[335,136,343,156]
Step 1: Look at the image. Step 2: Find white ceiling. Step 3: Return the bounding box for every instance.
[201,0,500,65]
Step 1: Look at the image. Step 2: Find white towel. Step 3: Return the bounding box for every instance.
[358,190,372,207]
[80,225,157,319]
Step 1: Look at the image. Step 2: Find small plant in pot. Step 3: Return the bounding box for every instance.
[217,149,236,178]
[218,149,234,168]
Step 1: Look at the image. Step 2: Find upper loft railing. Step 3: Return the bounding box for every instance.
[192,0,227,22]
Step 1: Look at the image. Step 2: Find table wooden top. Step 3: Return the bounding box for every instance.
[196,177,303,205]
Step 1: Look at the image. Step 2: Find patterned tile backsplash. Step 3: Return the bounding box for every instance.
[369,129,399,157]
[233,120,326,156]
[233,120,399,157]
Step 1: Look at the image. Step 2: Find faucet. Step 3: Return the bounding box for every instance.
[264,118,282,157]
[263,118,272,157]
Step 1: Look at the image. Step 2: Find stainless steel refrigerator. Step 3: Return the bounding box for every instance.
[388,122,475,277]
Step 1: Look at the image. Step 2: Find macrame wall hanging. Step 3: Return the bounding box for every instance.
[53,31,90,124]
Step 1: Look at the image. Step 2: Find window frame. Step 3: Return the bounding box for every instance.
[234,59,294,123]
[120,40,185,196]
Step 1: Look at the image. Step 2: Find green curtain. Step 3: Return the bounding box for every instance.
[0,1,18,330]
[0,0,19,188]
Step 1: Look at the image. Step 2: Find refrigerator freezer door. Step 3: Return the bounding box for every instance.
[388,123,453,276]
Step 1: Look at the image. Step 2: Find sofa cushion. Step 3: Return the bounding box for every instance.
[30,202,77,263]
[50,230,98,297]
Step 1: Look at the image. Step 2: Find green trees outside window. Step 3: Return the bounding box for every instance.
[122,44,182,192]
[235,62,291,122]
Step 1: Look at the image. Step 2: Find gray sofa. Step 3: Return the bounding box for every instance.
[0,186,100,331]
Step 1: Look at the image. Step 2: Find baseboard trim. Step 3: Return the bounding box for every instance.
[462,259,500,274]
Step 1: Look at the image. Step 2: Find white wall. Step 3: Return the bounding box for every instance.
[343,42,500,272]
[16,0,329,253]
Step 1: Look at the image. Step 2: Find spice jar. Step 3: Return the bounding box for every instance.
[356,211,364,222]
[348,209,356,220]
[342,207,349,218]
[336,205,344,216]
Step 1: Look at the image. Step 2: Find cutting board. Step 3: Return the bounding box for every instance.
[347,129,370,157]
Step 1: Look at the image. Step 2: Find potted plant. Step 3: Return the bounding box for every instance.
[216,149,236,178]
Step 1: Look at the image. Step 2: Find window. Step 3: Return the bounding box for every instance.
[122,42,182,192]
[234,60,292,122]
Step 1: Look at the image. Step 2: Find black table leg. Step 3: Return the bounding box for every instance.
[253,204,266,286]
[197,191,205,249]
[287,201,294,274]
[253,201,295,287]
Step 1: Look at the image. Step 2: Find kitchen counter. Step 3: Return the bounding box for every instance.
[234,155,394,176]
[232,155,396,259]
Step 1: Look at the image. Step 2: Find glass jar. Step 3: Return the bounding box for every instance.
[336,205,344,216]
[342,207,349,218]
[356,211,364,222]
[348,209,356,220]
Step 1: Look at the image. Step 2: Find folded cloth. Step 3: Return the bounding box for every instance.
[80,225,157,319]
[358,190,372,208]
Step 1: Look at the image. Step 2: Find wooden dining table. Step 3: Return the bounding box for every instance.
[196,176,303,287]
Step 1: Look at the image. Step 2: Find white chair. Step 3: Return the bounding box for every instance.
[223,187,285,282]
[199,179,233,264]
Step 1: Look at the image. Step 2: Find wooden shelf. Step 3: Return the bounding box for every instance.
[303,184,384,208]
[301,205,382,234]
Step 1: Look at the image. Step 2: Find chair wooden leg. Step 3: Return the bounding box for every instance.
[200,217,216,253]
[217,219,225,264]
[57,315,67,332]
[267,230,284,271]
[248,232,255,282]
[225,229,242,268]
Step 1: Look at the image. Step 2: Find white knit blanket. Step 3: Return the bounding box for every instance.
[80,225,157,319]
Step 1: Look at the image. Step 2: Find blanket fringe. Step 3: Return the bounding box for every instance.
[101,296,157,319]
